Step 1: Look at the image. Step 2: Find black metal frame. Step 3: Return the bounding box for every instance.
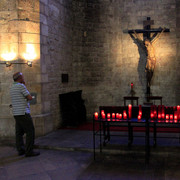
[0,61,32,67]
[93,116,180,163]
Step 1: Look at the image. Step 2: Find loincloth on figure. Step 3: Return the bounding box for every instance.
[145,57,156,72]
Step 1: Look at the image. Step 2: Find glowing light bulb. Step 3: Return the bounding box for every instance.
[1,52,16,61]
[23,44,36,61]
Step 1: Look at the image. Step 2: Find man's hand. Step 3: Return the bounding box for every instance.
[26,94,32,101]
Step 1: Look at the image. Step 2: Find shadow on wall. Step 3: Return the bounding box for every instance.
[129,33,147,95]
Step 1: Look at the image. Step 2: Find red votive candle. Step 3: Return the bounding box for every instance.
[94,112,98,120]
[165,114,169,123]
[154,111,157,119]
[123,113,127,120]
[174,114,178,123]
[177,105,180,120]
[112,113,115,119]
[119,114,122,119]
[150,113,154,119]
[139,105,142,110]
[102,113,105,119]
[128,104,132,108]
[128,104,132,120]
[158,114,161,119]
[138,115,141,120]
[177,105,180,110]
[139,105,142,116]
[161,113,165,119]
[107,113,111,119]
[116,113,119,119]
[170,114,173,121]
[174,114,177,120]
[139,111,142,116]
[131,82,133,89]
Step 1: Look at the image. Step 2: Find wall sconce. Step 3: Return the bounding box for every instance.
[0,61,33,67]
[0,61,12,67]
[1,44,36,68]
[6,61,12,67]
[27,61,32,67]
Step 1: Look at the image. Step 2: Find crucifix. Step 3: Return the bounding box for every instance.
[128,17,170,101]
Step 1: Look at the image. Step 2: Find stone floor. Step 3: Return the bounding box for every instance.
[0,130,180,180]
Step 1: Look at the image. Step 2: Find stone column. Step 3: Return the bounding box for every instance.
[0,0,53,137]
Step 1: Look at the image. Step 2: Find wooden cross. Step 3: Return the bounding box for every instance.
[128,17,170,101]
[128,17,170,40]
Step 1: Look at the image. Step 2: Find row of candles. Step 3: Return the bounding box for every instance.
[150,105,180,122]
[94,105,180,123]
[94,104,137,120]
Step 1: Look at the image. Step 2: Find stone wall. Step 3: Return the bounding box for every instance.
[0,0,44,137]
[40,0,75,128]
[72,0,180,119]
[0,0,179,137]
[176,0,180,105]
[0,0,77,137]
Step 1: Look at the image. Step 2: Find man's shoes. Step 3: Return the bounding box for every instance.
[18,150,25,156]
[25,151,40,157]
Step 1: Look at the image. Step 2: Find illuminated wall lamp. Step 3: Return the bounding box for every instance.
[0,61,33,67]
[6,61,12,67]
[27,61,32,67]
[0,61,12,67]
[1,47,36,67]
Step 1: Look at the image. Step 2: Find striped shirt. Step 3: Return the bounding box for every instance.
[10,82,31,116]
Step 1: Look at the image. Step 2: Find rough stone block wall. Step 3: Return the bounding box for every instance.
[0,0,180,136]
[72,0,180,120]
[176,0,180,105]
[40,0,76,128]
[0,1,18,135]
[0,0,46,137]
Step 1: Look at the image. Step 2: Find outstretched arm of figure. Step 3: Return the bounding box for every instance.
[132,30,146,51]
[133,30,143,41]
[151,27,166,44]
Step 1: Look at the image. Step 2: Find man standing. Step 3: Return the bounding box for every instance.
[10,72,40,157]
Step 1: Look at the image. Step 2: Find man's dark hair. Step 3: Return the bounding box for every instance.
[13,72,23,81]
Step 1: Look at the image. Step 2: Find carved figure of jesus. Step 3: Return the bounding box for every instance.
[133,28,165,86]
